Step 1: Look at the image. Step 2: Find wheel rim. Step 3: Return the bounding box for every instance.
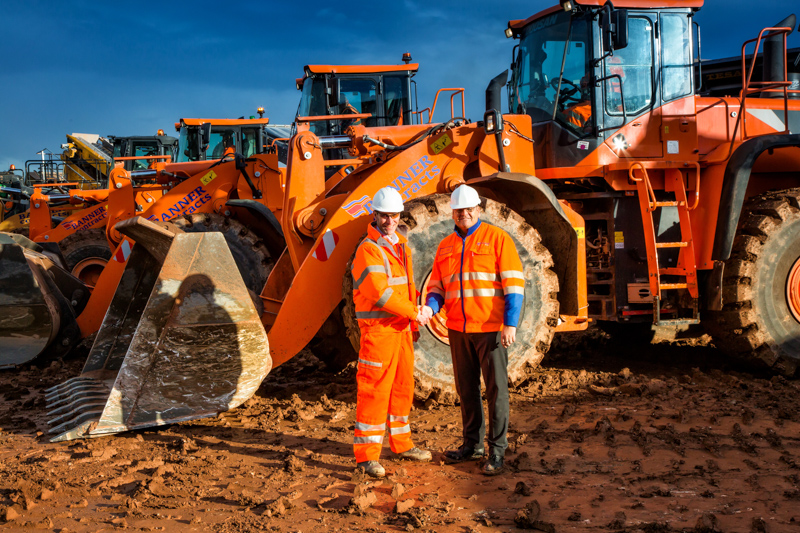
[420,270,450,345]
[787,256,800,324]
[72,257,108,290]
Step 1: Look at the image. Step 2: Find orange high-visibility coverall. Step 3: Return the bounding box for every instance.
[351,223,419,463]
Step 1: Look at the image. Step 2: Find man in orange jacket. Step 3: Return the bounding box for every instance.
[351,187,432,478]
[421,185,525,475]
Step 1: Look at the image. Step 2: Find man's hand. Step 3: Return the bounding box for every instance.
[416,305,434,327]
[501,326,516,348]
[412,330,420,342]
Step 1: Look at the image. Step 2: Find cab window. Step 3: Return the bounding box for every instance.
[207,129,237,159]
[604,17,654,116]
[132,142,159,170]
[297,78,330,136]
[661,14,692,101]
[339,79,378,127]
[383,75,410,125]
[241,128,258,157]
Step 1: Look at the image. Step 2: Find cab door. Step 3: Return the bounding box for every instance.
[600,13,662,158]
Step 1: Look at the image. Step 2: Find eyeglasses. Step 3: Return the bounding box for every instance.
[375,212,401,220]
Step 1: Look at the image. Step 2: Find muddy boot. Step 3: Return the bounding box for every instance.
[482,454,505,476]
[444,445,485,463]
[357,460,386,478]
[395,447,432,462]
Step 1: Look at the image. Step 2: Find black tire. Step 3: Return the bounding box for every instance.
[309,301,359,371]
[58,228,112,272]
[707,188,800,375]
[171,213,272,295]
[343,194,560,403]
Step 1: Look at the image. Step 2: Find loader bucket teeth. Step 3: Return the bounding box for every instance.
[0,233,85,367]
[47,217,272,442]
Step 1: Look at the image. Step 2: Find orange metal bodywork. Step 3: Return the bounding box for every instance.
[174,118,270,130]
[74,153,284,336]
[262,115,552,367]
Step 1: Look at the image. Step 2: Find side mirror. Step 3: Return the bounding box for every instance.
[611,9,629,50]
[603,8,629,52]
[200,122,211,151]
[327,79,340,111]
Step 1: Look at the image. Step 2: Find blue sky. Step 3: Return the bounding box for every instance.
[1,0,798,170]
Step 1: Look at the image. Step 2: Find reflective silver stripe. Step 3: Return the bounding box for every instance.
[445,288,504,299]
[356,311,394,320]
[353,265,387,290]
[354,435,384,444]
[388,415,408,423]
[464,271,499,282]
[375,288,393,308]
[358,358,383,368]
[503,286,525,295]
[444,271,498,284]
[387,276,408,286]
[444,273,460,284]
[355,421,386,432]
[362,239,392,275]
[389,424,410,435]
[468,288,504,298]
[500,270,525,280]
[427,286,445,297]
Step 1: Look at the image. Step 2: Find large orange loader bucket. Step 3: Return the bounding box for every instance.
[46,217,272,441]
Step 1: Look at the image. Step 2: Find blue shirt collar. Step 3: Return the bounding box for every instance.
[455,218,481,239]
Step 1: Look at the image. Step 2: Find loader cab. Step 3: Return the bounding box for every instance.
[295,62,419,139]
[507,1,698,168]
[174,118,271,162]
[110,134,178,171]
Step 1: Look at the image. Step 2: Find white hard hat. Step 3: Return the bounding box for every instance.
[450,184,481,209]
[372,187,405,213]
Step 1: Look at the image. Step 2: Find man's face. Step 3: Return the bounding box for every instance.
[374,211,400,236]
[453,206,480,233]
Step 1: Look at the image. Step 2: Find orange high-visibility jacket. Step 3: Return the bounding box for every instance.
[352,223,418,332]
[564,101,591,129]
[425,220,524,333]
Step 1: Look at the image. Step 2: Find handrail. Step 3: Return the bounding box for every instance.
[114,155,172,162]
[740,26,792,139]
[685,162,701,211]
[295,113,371,123]
[628,162,657,212]
[413,107,431,124]
[428,88,465,124]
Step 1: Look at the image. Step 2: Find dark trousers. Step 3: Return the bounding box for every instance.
[448,329,509,456]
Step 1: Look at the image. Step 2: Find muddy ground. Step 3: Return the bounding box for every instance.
[1,328,799,532]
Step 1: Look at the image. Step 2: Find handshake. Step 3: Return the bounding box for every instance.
[415,305,434,327]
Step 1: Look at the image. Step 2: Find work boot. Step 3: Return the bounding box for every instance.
[395,447,432,462]
[443,445,485,463]
[482,454,505,476]
[356,460,386,479]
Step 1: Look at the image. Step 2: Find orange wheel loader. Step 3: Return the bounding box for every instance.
[44,4,800,443]
[44,74,582,440]
[4,58,420,371]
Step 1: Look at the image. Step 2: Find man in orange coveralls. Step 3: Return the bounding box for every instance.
[420,184,525,475]
[351,186,432,478]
